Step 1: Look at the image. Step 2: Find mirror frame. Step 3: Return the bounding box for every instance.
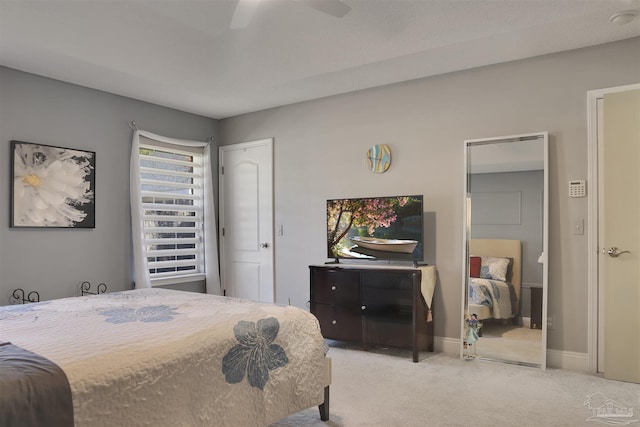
[460,131,548,368]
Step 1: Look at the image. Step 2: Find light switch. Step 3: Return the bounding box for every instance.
[573,219,584,235]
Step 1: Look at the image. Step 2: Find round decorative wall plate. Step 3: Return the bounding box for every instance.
[365,144,391,174]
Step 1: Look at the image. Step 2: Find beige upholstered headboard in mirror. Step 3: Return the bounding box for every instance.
[469,239,522,303]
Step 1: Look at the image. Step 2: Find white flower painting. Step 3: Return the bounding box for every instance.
[11,141,95,228]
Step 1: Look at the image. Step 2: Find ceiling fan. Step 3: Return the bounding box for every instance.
[231,0,352,29]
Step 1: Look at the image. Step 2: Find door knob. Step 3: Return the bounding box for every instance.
[604,247,631,258]
[259,242,269,248]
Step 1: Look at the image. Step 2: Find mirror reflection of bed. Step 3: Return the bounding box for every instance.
[468,239,543,366]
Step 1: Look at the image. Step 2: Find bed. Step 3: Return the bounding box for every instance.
[467,239,521,321]
[0,288,331,427]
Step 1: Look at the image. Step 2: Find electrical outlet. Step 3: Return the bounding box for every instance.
[547,315,553,329]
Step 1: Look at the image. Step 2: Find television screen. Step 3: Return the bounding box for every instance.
[326,195,424,262]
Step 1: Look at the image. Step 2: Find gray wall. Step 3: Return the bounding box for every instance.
[0,66,218,302]
[219,38,640,354]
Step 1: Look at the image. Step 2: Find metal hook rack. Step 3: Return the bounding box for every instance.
[80,281,108,296]
[12,288,40,304]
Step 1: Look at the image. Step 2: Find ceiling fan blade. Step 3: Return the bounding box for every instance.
[296,0,352,18]
[230,0,263,29]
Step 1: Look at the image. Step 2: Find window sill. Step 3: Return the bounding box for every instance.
[150,273,206,288]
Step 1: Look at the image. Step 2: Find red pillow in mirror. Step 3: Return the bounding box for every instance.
[469,256,481,278]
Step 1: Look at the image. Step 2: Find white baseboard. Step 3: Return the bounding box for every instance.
[546,349,589,371]
[435,336,589,372]
[435,336,461,355]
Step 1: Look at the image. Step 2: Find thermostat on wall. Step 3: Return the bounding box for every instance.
[569,180,586,198]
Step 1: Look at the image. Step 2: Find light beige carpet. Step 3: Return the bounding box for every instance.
[270,341,640,427]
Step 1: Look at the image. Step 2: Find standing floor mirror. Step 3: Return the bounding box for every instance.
[461,132,548,368]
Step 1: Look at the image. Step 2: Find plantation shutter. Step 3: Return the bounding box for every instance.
[130,130,220,293]
[139,139,204,279]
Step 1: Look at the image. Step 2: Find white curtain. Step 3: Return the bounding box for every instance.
[130,129,220,294]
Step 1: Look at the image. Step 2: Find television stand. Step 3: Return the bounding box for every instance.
[309,265,434,362]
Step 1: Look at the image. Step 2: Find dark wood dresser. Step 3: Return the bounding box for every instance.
[309,265,434,362]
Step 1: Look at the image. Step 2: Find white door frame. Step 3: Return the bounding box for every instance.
[218,138,275,302]
[586,83,640,373]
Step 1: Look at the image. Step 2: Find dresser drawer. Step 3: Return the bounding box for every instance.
[310,269,360,305]
[311,303,362,342]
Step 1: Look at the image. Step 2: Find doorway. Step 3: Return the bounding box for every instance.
[219,138,274,303]
[587,84,640,379]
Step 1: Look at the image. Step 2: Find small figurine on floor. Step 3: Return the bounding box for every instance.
[463,313,482,360]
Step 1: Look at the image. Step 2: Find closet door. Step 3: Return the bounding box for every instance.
[602,89,640,383]
[219,139,274,303]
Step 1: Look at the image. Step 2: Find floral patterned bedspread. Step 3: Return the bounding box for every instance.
[0,289,328,427]
[468,278,515,319]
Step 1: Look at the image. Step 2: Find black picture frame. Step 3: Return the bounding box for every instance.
[10,140,96,228]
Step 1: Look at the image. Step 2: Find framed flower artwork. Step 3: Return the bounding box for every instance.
[10,141,96,228]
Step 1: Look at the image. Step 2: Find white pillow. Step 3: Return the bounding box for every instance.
[480,257,510,281]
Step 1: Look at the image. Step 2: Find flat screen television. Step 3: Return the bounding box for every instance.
[326,195,423,263]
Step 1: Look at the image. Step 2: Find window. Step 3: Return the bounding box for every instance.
[137,139,205,284]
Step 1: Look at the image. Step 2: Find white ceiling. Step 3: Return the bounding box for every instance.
[1,0,639,119]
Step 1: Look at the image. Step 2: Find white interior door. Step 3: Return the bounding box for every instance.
[219,139,274,303]
[600,89,640,383]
